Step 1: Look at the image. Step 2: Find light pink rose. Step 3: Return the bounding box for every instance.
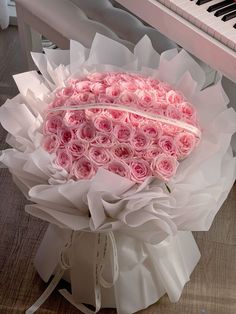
[140,122,162,138]
[131,131,150,151]
[55,149,72,171]
[44,114,63,134]
[106,85,121,98]
[65,96,83,107]
[178,102,196,120]
[63,110,86,127]
[50,97,66,109]
[92,132,114,148]
[158,135,177,156]
[76,122,95,142]
[129,159,151,183]
[90,82,106,95]
[93,115,113,133]
[105,109,128,122]
[66,139,88,158]
[104,73,119,86]
[87,72,106,82]
[56,86,74,98]
[151,154,179,181]
[143,146,163,160]
[113,123,132,142]
[88,146,111,166]
[41,134,60,153]
[175,132,196,158]
[162,125,182,136]
[72,157,96,179]
[76,92,96,104]
[98,94,115,104]
[128,113,145,126]
[74,80,91,93]
[85,108,103,119]
[158,82,172,93]
[166,105,182,120]
[118,91,137,106]
[136,90,153,108]
[120,81,138,92]
[112,143,134,160]
[106,160,130,179]
[166,90,183,104]
[58,127,74,145]
[146,78,160,88]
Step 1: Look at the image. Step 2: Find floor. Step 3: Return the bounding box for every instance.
[0,26,235,314]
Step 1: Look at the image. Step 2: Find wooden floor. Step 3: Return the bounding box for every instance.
[0,26,236,314]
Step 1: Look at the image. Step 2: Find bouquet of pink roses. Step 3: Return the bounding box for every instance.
[0,34,236,314]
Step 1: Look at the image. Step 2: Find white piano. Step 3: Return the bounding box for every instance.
[115,0,236,84]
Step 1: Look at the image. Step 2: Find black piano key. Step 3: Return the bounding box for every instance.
[196,0,212,5]
[214,3,236,16]
[208,0,234,12]
[222,10,236,21]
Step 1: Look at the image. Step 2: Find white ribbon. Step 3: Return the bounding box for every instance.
[48,102,202,139]
[25,231,119,314]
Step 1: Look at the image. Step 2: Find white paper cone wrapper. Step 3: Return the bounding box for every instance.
[35,225,200,314]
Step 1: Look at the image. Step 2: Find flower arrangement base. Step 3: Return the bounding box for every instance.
[34,224,200,314]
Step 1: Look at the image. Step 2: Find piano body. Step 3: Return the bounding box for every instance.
[115,0,236,84]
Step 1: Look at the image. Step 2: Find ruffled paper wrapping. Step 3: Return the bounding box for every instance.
[0,34,236,313]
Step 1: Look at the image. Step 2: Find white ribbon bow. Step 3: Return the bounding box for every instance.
[26,231,119,314]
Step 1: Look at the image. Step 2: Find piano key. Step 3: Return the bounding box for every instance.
[207,0,234,12]
[214,3,236,16]
[196,0,213,5]
[222,10,236,21]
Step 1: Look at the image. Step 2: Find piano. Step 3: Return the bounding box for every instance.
[115,0,236,83]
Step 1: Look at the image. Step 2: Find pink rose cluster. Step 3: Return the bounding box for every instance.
[42,72,200,183]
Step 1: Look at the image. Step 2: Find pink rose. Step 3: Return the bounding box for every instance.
[166,90,183,104]
[92,132,114,148]
[120,81,138,92]
[106,160,130,179]
[65,96,83,107]
[72,157,96,180]
[55,149,72,171]
[129,159,151,183]
[85,108,103,119]
[113,123,132,142]
[178,102,196,120]
[105,109,128,122]
[49,97,66,109]
[140,122,162,138]
[143,146,163,160]
[76,122,96,142]
[158,82,172,93]
[44,114,63,134]
[88,146,111,166]
[66,139,88,158]
[90,82,106,95]
[76,92,96,104]
[112,143,134,160]
[162,125,182,136]
[58,127,74,145]
[104,73,119,86]
[41,134,60,153]
[56,86,74,98]
[74,80,91,93]
[131,131,150,151]
[87,72,106,82]
[98,94,115,104]
[166,105,182,120]
[128,113,145,126]
[106,85,121,98]
[175,132,196,158]
[158,135,177,156]
[93,115,113,133]
[63,110,86,127]
[146,78,160,88]
[118,91,137,106]
[136,90,153,109]
[151,154,179,181]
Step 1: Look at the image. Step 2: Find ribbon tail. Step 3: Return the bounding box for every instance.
[25,268,65,314]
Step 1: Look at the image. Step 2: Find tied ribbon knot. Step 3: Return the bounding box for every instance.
[26,231,119,314]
